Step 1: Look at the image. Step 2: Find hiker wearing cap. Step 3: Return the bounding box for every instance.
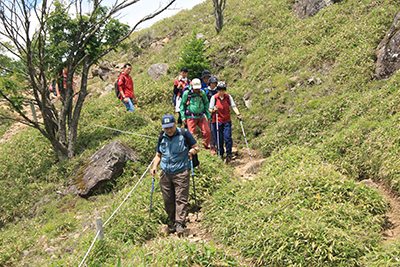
[174,67,191,124]
[207,76,218,154]
[201,70,211,93]
[118,63,137,112]
[180,78,212,149]
[209,81,242,163]
[151,114,199,235]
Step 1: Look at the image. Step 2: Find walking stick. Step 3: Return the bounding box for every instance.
[190,158,199,221]
[149,175,155,220]
[216,110,221,157]
[239,119,256,174]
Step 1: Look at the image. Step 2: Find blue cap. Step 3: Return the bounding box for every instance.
[161,114,176,128]
[209,76,218,84]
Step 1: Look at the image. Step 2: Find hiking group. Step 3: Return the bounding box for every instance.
[66,63,243,235]
[149,66,244,235]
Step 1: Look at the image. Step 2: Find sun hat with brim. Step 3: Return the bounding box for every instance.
[201,70,211,79]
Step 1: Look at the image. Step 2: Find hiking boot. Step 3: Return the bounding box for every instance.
[168,224,176,234]
[225,155,232,164]
[176,222,184,236]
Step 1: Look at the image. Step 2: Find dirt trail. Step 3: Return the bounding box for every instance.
[0,103,41,145]
[158,147,264,245]
[374,181,400,242]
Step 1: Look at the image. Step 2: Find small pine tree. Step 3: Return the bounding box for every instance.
[177,30,210,80]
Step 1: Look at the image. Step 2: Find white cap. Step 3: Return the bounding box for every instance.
[192,78,202,89]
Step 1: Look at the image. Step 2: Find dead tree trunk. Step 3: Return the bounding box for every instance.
[213,0,227,33]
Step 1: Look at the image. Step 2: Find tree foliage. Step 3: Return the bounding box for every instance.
[0,0,175,162]
[177,30,210,80]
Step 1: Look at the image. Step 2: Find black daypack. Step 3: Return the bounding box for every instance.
[114,75,126,99]
[157,128,200,168]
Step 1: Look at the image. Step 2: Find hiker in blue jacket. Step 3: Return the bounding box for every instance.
[151,114,199,235]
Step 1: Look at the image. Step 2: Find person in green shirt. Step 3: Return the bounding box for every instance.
[180,78,212,149]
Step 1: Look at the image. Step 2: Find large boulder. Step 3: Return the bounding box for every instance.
[375,11,400,80]
[148,63,168,80]
[99,61,112,70]
[66,140,140,197]
[293,0,342,19]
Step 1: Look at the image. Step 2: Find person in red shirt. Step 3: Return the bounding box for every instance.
[118,63,137,112]
[55,64,77,126]
[173,67,191,124]
[209,81,242,163]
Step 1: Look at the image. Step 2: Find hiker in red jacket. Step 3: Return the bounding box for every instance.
[173,67,191,124]
[209,81,242,163]
[118,63,137,112]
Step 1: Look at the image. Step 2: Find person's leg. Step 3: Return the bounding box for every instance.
[186,118,198,136]
[224,121,233,155]
[198,118,211,148]
[213,122,224,157]
[159,171,176,223]
[121,97,135,112]
[173,169,190,225]
[209,121,216,147]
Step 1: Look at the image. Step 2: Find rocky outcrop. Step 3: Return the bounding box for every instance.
[293,0,342,19]
[148,63,168,80]
[375,11,400,80]
[66,140,140,197]
[91,61,122,81]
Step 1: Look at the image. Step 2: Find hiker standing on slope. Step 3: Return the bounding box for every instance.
[209,81,242,163]
[206,76,218,154]
[118,63,137,112]
[173,67,191,125]
[180,78,212,149]
[151,114,199,235]
[201,69,211,93]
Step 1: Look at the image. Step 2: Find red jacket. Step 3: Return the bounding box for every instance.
[212,94,231,124]
[118,72,134,99]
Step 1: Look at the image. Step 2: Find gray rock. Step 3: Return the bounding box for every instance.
[45,247,56,255]
[66,140,140,197]
[105,84,113,92]
[149,42,163,52]
[196,33,206,39]
[359,179,379,189]
[293,0,343,19]
[99,61,112,70]
[243,92,253,109]
[148,63,168,80]
[91,66,99,77]
[376,11,400,80]
[23,250,34,258]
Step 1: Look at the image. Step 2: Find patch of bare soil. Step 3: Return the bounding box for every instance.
[230,147,265,181]
[0,103,42,145]
[151,146,263,266]
[372,181,400,242]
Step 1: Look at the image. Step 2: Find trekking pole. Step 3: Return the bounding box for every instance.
[239,119,256,174]
[190,158,199,221]
[149,175,155,220]
[215,110,220,157]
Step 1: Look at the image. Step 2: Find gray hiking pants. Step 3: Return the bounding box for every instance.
[159,169,190,225]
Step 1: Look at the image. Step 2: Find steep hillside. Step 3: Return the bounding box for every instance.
[2,0,400,266]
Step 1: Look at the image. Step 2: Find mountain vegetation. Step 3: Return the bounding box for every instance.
[2,0,400,266]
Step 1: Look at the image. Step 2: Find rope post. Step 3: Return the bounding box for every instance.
[95,218,105,239]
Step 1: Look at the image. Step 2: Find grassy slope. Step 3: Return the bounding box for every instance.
[2,0,400,265]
